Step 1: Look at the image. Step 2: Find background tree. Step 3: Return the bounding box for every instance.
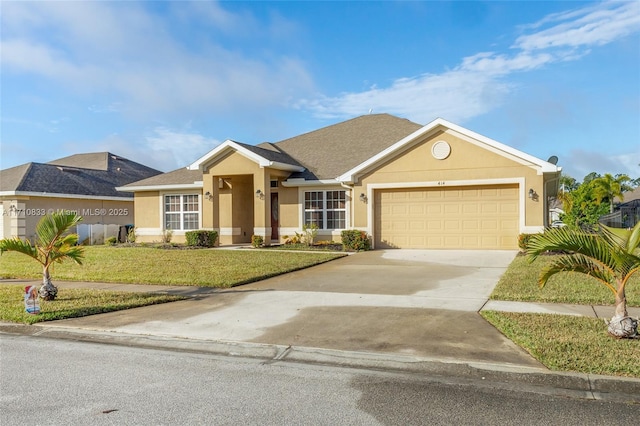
[559,173,609,230]
[0,212,84,300]
[591,173,632,213]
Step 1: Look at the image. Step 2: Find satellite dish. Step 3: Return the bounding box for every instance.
[547,155,558,165]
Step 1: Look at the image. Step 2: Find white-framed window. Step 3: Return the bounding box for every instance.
[304,190,346,230]
[164,194,199,230]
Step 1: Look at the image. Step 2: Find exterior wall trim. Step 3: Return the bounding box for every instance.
[117,183,203,192]
[253,227,271,237]
[281,179,339,187]
[297,186,352,233]
[338,118,561,184]
[188,140,304,173]
[159,190,203,231]
[219,227,242,236]
[365,177,526,249]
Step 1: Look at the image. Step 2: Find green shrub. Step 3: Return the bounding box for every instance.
[341,230,371,251]
[251,235,264,248]
[105,236,117,246]
[517,233,536,251]
[185,230,218,247]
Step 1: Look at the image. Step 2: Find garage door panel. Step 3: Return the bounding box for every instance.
[374,184,519,249]
[409,221,425,231]
[462,220,480,230]
[409,205,425,214]
[462,204,478,214]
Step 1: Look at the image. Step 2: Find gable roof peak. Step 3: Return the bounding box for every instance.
[188,139,304,172]
[336,116,562,183]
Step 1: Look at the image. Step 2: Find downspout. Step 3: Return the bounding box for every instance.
[340,181,355,229]
[543,172,562,228]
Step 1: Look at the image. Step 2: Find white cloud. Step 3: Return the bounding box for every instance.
[144,127,221,170]
[299,70,512,123]
[0,1,315,118]
[303,1,640,122]
[514,1,640,51]
[562,148,640,180]
[57,127,221,172]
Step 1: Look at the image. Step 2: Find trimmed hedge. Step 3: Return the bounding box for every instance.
[185,230,218,248]
[341,230,371,251]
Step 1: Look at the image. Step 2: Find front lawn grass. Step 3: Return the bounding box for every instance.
[486,253,639,378]
[481,311,640,378]
[0,246,346,287]
[490,254,640,306]
[0,285,185,324]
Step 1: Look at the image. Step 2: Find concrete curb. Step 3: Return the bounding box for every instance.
[2,323,639,403]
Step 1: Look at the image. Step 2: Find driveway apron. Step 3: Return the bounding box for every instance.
[48,249,542,367]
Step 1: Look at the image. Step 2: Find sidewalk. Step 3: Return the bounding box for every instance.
[2,277,639,401]
[6,278,639,318]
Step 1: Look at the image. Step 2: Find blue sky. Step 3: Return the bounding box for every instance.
[1,1,639,180]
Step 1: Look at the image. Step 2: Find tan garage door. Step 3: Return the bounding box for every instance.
[374,185,519,249]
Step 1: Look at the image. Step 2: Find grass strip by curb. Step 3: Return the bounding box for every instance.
[481,311,640,378]
[490,254,640,306]
[0,285,186,324]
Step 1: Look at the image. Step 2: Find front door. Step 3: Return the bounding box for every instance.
[271,192,279,240]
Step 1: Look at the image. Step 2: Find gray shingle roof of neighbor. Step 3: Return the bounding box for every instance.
[0,152,162,198]
[271,114,423,180]
[121,166,202,187]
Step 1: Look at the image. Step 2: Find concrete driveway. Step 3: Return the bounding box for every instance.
[52,249,541,367]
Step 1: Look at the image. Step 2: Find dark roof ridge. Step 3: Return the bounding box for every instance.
[233,141,304,168]
[0,162,33,192]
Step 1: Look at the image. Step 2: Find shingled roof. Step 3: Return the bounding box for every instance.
[0,152,162,198]
[124,114,425,189]
[272,114,423,180]
[119,166,202,189]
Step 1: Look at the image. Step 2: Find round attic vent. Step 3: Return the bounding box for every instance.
[431,140,451,160]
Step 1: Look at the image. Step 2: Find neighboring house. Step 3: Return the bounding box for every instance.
[0,152,162,243]
[600,187,640,228]
[119,114,561,250]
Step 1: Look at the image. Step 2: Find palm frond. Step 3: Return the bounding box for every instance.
[0,238,40,262]
[36,212,83,249]
[624,221,640,254]
[601,225,627,249]
[50,243,84,265]
[527,228,615,268]
[538,253,616,294]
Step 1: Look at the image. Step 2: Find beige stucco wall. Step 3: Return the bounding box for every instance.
[352,130,547,233]
[125,126,556,248]
[202,151,295,245]
[132,191,161,243]
[0,196,134,242]
[276,184,300,242]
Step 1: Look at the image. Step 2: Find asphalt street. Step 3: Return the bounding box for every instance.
[2,335,639,425]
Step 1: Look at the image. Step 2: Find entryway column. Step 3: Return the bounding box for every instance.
[253,169,271,246]
[202,176,219,246]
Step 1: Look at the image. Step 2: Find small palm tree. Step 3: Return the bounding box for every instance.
[0,212,84,301]
[527,221,640,338]
[591,173,632,213]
